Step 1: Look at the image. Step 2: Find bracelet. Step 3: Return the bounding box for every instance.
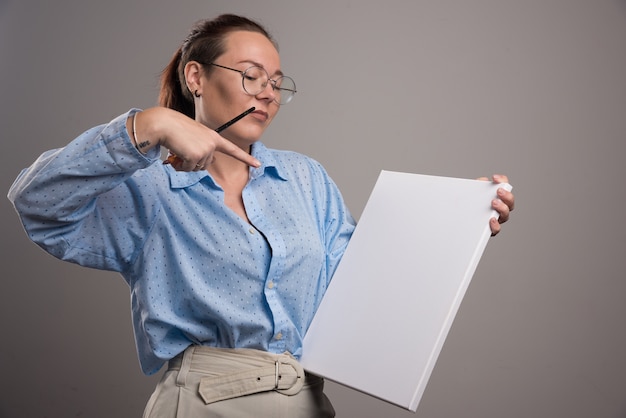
[132,112,148,155]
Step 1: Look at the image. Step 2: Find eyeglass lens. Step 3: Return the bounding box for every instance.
[242,66,296,105]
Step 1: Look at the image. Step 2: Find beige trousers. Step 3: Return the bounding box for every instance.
[142,346,335,418]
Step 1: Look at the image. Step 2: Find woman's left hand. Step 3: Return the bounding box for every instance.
[479,174,515,236]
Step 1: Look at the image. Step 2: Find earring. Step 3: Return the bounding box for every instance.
[193,89,201,98]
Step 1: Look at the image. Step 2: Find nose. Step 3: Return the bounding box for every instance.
[256,80,278,103]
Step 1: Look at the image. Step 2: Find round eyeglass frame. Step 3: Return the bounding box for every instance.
[206,63,297,105]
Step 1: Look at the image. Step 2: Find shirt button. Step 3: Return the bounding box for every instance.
[275,333,283,340]
[267,281,275,289]
[249,228,256,234]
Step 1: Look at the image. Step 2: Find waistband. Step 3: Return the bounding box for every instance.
[168,346,306,404]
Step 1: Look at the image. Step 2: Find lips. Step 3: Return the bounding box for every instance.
[251,109,269,122]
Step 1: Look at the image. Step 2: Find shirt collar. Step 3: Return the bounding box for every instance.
[166,141,287,190]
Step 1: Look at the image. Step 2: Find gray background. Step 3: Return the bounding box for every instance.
[1,0,625,417]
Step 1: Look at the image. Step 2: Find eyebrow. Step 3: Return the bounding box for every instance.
[238,60,284,77]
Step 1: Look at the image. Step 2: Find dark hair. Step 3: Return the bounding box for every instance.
[159,14,277,118]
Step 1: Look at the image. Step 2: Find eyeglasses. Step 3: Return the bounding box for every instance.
[207,63,297,105]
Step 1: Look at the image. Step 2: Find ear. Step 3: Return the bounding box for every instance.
[184,61,204,97]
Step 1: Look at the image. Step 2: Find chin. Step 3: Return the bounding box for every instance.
[226,129,264,149]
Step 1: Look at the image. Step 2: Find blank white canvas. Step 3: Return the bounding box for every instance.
[300,170,512,411]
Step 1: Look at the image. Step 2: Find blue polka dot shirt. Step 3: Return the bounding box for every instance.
[8,109,356,375]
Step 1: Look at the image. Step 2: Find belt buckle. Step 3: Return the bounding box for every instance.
[274,356,305,396]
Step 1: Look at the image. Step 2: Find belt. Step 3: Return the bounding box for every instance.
[168,346,305,404]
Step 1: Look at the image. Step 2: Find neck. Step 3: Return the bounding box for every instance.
[208,148,253,223]
[209,149,251,183]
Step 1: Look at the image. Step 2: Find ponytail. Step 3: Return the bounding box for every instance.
[159,47,195,118]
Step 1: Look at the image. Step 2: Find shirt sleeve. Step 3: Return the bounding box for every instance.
[308,159,356,285]
[7,109,163,272]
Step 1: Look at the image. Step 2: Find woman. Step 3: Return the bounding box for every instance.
[7,14,514,418]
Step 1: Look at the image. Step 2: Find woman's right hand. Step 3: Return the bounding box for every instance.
[127,107,261,171]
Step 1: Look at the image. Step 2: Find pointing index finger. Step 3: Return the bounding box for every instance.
[215,137,261,168]
[163,107,261,168]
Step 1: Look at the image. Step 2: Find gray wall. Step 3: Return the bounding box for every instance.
[1,1,625,417]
